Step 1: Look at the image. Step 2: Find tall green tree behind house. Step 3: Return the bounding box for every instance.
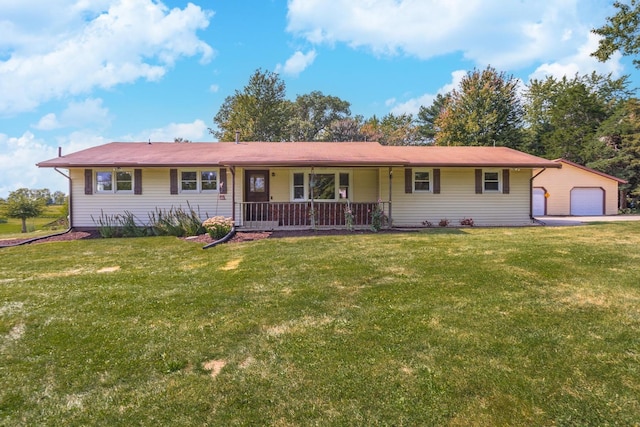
[592,0,640,68]
[416,93,449,143]
[211,69,292,142]
[2,188,47,233]
[289,91,351,141]
[433,66,524,147]
[523,73,631,164]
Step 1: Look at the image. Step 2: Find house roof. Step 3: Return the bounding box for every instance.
[554,158,627,183]
[37,141,561,169]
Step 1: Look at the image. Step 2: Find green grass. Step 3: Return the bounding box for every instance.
[1,223,639,425]
[0,205,67,238]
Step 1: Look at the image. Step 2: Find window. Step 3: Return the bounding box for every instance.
[116,171,132,191]
[180,170,218,192]
[293,173,305,200]
[291,171,351,201]
[96,171,113,192]
[310,174,335,199]
[201,171,218,191]
[339,173,349,199]
[484,171,500,192]
[414,171,430,192]
[96,170,133,193]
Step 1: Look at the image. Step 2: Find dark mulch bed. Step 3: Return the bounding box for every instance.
[1,228,408,247]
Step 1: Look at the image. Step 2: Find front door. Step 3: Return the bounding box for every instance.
[244,170,270,220]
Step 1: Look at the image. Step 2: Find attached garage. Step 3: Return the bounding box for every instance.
[533,159,626,216]
[570,187,604,215]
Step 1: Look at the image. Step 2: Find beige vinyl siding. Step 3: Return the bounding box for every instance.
[384,167,533,226]
[70,168,233,228]
[533,164,619,215]
[352,169,380,202]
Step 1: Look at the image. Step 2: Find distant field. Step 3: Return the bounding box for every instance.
[0,205,67,237]
[1,222,639,425]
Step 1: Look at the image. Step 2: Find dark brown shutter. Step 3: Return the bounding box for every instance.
[502,169,510,194]
[405,168,413,193]
[170,169,178,195]
[219,168,227,194]
[84,169,93,195]
[433,169,441,194]
[475,169,483,194]
[134,169,142,195]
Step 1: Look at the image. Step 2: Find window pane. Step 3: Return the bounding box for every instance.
[116,171,132,191]
[415,181,430,191]
[96,171,112,191]
[293,173,304,186]
[250,175,265,192]
[294,186,305,199]
[201,171,217,190]
[181,171,197,191]
[310,174,335,199]
[339,173,349,186]
[485,182,499,191]
[414,171,430,191]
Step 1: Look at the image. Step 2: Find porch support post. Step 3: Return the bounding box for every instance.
[388,167,393,228]
[230,166,236,223]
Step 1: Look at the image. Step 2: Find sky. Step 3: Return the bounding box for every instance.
[1,0,638,198]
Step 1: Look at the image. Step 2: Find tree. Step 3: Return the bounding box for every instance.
[523,73,631,163]
[433,66,524,147]
[52,191,66,205]
[416,93,450,143]
[289,91,351,141]
[592,0,640,68]
[2,188,47,233]
[326,116,366,141]
[210,69,292,142]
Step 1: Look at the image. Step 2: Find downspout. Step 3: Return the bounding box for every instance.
[530,168,546,224]
[310,167,315,229]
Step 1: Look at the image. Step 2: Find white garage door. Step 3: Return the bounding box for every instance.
[532,188,546,216]
[570,187,604,215]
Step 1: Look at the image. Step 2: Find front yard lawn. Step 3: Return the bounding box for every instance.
[1,223,639,425]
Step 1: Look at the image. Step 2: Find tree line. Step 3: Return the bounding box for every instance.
[210,67,640,200]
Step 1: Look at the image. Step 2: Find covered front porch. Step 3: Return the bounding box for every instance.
[236,201,391,230]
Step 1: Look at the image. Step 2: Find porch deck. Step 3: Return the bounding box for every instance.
[237,201,390,230]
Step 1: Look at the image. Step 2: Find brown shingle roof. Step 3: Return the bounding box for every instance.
[37,141,561,169]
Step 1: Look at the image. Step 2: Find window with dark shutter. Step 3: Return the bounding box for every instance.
[433,169,441,194]
[475,169,482,194]
[502,169,510,194]
[134,169,142,195]
[170,169,178,194]
[84,169,93,195]
[405,168,412,193]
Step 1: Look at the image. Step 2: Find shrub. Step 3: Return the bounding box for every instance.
[422,220,434,227]
[370,202,388,232]
[202,216,234,240]
[460,218,474,227]
[148,204,206,237]
[439,218,450,227]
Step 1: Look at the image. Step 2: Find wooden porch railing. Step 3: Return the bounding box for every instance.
[238,201,390,230]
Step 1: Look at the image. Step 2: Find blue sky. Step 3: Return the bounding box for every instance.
[1,0,638,197]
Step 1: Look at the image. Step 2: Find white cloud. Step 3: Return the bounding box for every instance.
[33,98,111,130]
[389,70,466,115]
[209,84,220,93]
[529,32,624,82]
[0,0,214,115]
[124,119,209,142]
[275,50,317,76]
[286,0,611,70]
